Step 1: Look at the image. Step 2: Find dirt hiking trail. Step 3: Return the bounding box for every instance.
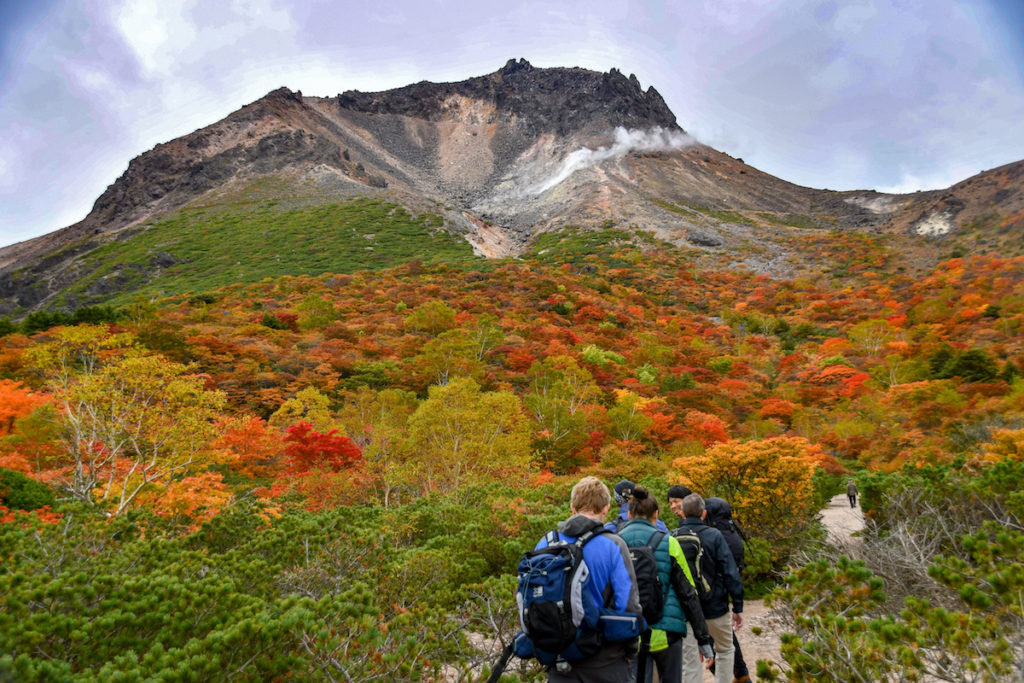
[704,493,864,681]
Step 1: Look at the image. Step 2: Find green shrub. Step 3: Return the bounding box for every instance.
[261,312,288,329]
[0,468,55,511]
[708,357,733,374]
[660,373,695,392]
[0,486,566,678]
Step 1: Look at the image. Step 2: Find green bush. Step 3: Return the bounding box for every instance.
[260,312,288,329]
[811,470,846,512]
[0,485,566,679]
[0,468,55,511]
[763,457,1024,681]
[708,357,733,374]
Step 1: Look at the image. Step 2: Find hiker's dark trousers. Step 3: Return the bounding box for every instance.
[848,494,857,507]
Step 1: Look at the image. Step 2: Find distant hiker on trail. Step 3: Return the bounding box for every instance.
[609,479,668,533]
[618,486,715,683]
[520,476,644,682]
[847,479,859,508]
[675,494,744,683]
[704,497,751,683]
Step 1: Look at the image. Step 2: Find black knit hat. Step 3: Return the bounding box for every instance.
[666,485,692,500]
[613,480,635,505]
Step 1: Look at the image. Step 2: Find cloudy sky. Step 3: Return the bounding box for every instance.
[2,0,1023,248]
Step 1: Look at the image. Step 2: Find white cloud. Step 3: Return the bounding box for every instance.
[0,122,36,193]
[61,61,117,95]
[0,147,14,192]
[112,0,297,79]
[832,2,879,35]
[876,163,976,194]
[112,0,173,77]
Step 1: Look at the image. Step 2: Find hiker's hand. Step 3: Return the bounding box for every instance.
[732,612,744,630]
[699,643,715,666]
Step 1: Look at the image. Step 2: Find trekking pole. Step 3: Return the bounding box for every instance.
[634,630,652,683]
[486,640,516,683]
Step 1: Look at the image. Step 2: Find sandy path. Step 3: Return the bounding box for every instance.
[820,492,865,550]
[698,493,864,681]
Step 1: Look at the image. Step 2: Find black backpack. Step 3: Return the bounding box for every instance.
[708,517,746,571]
[672,525,716,604]
[624,530,666,628]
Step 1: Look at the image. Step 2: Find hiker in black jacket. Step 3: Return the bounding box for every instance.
[705,497,751,683]
[676,494,744,683]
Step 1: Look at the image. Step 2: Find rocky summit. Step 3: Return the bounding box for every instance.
[1,59,1022,314]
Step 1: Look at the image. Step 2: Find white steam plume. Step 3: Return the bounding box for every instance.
[532,126,694,194]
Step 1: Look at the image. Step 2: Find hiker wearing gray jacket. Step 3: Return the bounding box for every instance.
[677,494,744,683]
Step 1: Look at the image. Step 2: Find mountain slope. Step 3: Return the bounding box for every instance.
[1,59,1021,315]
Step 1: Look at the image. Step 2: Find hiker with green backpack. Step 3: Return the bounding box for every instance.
[618,486,715,683]
[672,493,744,683]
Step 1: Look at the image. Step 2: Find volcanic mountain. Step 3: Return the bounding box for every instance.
[1,58,1021,314]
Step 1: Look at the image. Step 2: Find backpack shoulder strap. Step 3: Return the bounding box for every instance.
[646,531,669,598]
[545,529,561,546]
[575,526,610,548]
[671,524,697,537]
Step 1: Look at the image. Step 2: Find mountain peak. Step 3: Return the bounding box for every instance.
[2,61,1021,316]
[499,57,533,75]
[335,59,678,136]
[263,86,303,103]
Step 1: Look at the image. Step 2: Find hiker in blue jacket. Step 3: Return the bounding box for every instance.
[609,480,668,533]
[677,494,744,683]
[534,476,644,682]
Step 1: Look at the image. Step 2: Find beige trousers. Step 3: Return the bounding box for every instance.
[681,614,734,683]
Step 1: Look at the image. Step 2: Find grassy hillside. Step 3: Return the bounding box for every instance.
[55,196,478,308]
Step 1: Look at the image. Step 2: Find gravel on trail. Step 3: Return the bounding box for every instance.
[701,493,864,682]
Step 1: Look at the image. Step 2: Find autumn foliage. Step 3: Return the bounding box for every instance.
[283,422,362,474]
[673,436,835,551]
[0,226,1022,677]
[0,379,47,436]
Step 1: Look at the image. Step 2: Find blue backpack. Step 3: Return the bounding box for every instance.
[514,528,607,664]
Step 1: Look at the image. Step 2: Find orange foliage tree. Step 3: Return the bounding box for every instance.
[213,416,286,480]
[137,471,233,528]
[0,380,48,436]
[673,436,824,554]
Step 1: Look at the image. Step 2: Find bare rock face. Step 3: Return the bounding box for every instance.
[336,58,678,136]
